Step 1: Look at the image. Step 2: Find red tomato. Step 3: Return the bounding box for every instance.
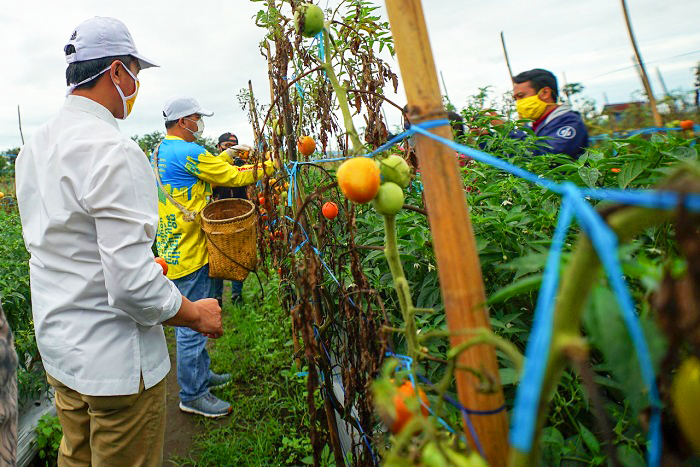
[155,257,168,276]
[322,201,339,220]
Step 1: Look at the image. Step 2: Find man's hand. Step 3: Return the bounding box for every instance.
[192,298,223,338]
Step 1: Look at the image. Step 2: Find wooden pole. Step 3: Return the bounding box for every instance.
[385,1,509,465]
[440,70,451,104]
[656,66,670,97]
[562,71,573,106]
[656,66,678,117]
[500,31,514,84]
[620,0,663,127]
[17,105,25,145]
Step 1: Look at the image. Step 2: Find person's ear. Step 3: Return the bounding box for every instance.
[111,61,127,86]
[539,87,552,101]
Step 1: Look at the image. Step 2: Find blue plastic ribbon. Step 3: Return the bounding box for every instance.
[509,197,574,452]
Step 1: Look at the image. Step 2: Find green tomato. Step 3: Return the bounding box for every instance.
[294,4,325,38]
[672,356,700,454]
[372,182,404,216]
[377,154,411,188]
[421,442,486,467]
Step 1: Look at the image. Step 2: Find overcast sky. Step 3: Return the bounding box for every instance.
[1,0,699,151]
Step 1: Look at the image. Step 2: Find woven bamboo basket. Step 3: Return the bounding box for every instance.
[200,198,257,281]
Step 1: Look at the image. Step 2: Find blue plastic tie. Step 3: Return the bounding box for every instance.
[509,198,574,452]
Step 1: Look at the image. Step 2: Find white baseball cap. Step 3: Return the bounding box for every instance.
[163,96,214,121]
[65,17,158,69]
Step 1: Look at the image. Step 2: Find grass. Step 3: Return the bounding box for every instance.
[170,272,320,466]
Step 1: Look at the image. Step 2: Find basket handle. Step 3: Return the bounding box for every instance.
[207,227,249,235]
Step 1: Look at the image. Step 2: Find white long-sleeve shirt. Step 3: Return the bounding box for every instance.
[16,95,182,396]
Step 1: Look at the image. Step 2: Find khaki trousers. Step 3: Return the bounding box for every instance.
[47,374,166,467]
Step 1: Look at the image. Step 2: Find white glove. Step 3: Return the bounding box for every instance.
[231,144,253,153]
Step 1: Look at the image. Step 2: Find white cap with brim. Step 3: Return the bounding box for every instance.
[65,16,158,69]
[163,96,214,121]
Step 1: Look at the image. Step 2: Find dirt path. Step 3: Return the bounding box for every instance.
[162,335,227,465]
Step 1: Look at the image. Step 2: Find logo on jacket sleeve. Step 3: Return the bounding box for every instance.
[556,126,576,139]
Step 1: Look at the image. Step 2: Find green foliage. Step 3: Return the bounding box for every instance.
[35,414,62,465]
[176,274,322,466]
[130,131,219,157]
[0,211,46,402]
[347,107,697,462]
[131,131,164,155]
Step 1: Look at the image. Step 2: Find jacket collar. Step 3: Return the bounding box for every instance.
[541,104,574,127]
[63,95,119,129]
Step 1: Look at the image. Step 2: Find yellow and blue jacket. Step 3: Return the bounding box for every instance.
[153,135,271,279]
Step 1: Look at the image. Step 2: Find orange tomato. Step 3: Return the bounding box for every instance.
[297,136,316,156]
[337,157,381,204]
[390,381,430,434]
[680,120,695,131]
[611,168,621,173]
[155,257,168,276]
[322,201,339,220]
[259,196,266,205]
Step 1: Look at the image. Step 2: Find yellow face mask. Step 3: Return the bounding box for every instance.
[515,93,549,120]
[113,61,140,119]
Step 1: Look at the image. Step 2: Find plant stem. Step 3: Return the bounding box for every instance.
[508,205,672,467]
[323,28,364,154]
[383,214,419,355]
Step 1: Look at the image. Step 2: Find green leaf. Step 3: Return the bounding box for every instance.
[670,146,697,162]
[616,444,646,467]
[582,286,666,413]
[618,159,650,189]
[539,426,564,466]
[487,274,542,304]
[578,166,600,188]
[498,367,521,385]
[577,423,600,455]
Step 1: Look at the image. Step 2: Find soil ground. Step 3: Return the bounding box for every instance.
[162,332,228,465]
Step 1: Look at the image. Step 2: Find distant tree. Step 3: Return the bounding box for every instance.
[131,131,219,158]
[132,131,164,156]
[562,83,584,105]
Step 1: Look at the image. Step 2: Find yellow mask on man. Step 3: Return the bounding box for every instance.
[516,93,549,120]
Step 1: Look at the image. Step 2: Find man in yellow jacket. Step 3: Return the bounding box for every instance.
[154,96,273,417]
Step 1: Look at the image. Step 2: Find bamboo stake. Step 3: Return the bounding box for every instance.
[17,105,25,145]
[562,71,573,106]
[656,66,678,117]
[440,70,451,104]
[620,0,663,127]
[385,1,508,464]
[500,32,514,84]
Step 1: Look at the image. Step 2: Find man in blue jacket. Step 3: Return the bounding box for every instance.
[509,69,589,159]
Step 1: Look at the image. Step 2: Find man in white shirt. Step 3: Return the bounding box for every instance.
[15,17,223,466]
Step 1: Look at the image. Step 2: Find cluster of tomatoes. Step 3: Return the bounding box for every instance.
[336,154,411,216]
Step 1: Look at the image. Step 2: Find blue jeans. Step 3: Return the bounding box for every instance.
[171,264,214,403]
[211,278,243,298]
